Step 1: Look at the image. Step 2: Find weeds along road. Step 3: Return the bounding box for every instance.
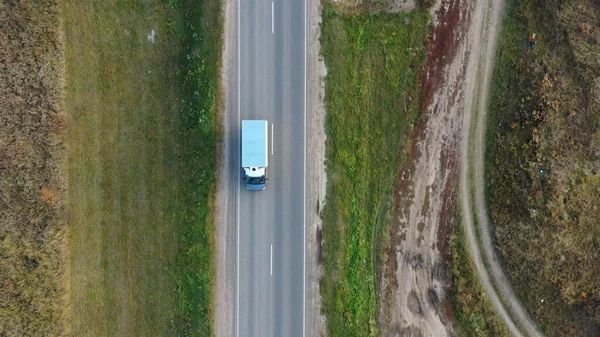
[459,0,545,336]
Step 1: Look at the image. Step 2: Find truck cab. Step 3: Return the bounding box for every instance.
[243,167,267,191]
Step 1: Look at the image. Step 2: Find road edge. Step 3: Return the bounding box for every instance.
[305,0,328,334]
[215,0,238,333]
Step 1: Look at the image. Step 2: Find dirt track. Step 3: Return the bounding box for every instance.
[379,0,482,334]
[382,0,545,336]
[459,0,546,336]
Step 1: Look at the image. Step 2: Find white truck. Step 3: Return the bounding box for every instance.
[242,120,268,191]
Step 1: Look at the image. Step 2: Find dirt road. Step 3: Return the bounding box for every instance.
[379,0,485,334]
[382,0,544,336]
[459,0,546,336]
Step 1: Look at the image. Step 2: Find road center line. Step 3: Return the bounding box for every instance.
[271,2,274,34]
[270,244,273,276]
[271,123,274,155]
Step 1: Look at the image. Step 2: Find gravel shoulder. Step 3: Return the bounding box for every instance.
[305,0,328,334]
[215,0,237,334]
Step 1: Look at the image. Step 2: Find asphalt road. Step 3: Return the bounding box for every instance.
[236,0,306,335]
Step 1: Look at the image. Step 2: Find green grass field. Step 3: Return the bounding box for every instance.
[65,0,220,336]
[320,4,429,336]
[485,0,600,335]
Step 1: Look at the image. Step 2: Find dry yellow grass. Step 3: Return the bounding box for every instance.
[0,1,69,336]
[486,0,600,335]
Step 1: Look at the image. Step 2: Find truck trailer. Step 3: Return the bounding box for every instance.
[241,120,268,191]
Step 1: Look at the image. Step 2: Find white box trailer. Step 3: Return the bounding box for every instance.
[242,120,268,191]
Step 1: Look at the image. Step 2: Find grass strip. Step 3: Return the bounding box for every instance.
[449,211,511,337]
[65,0,221,336]
[171,0,222,335]
[320,5,429,336]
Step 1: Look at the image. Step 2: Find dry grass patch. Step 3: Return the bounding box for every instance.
[486,0,600,335]
[0,2,68,336]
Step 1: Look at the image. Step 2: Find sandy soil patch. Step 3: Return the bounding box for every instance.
[378,0,509,336]
[305,0,328,334]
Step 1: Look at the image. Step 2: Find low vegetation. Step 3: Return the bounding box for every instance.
[64,0,220,336]
[1,0,220,335]
[486,0,600,335]
[171,0,222,333]
[0,2,68,336]
[320,4,429,336]
[449,214,511,337]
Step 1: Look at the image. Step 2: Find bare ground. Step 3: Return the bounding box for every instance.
[379,0,473,335]
[305,0,328,334]
[377,0,541,336]
[215,0,237,334]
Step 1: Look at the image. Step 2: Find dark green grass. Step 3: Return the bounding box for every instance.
[320,5,429,336]
[172,0,222,334]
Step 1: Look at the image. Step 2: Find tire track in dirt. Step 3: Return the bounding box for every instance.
[459,0,545,336]
[379,1,473,336]
[381,0,546,336]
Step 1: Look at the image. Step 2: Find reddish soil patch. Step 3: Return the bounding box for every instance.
[380,0,469,331]
[420,0,464,110]
[437,146,458,254]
